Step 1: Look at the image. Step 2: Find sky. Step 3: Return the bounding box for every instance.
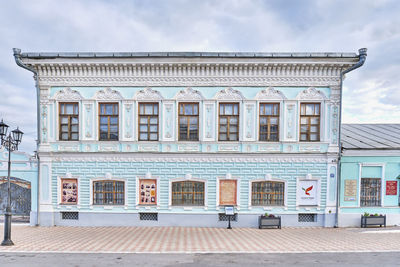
[0,0,399,153]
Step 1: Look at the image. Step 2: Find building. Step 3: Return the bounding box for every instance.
[339,124,400,227]
[0,148,37,225]
[14,49,366,227]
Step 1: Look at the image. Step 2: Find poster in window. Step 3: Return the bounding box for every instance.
[297,180,318,206]
[61,178,78,204]
[139,179,157,205]
[219,180,237,205]
[344,179,357,201]
[386,181,397,195]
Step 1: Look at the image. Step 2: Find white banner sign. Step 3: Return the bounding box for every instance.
[297,180,318,206]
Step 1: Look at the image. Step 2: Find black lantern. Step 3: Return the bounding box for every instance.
[11,127,23,144]
[0,119,9,137]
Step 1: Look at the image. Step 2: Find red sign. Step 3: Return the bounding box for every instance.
[386,181,398,195]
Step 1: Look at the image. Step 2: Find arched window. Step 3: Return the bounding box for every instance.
[251,181,284,206]
[172,181,204,206]
[93,180,124,205]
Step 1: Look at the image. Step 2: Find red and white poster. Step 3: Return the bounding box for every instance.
[386,181,397,195]
[297,180,318,205]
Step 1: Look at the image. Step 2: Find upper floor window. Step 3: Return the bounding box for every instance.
[219,103,239,141]
[99,103,118,141]
[259,103,279,141]
[360,178,381,206]
[93,180,124,205]
[172,181,204,206]
[251,181,284,206]
[59,103,79,141]
[138,103,159,141]
[300,103,320,142]
[179,103,199,141]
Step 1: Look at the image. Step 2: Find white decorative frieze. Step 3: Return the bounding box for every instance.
[94,88,123,100]
[134,87,163,100]
[218,145,240,152]
[258,145,280,152]
[255,87,287,100]
[296,87,327,100]
[98,144,119,152]
[299,145,321,152]
[177,144,200,152]
[138,144,160,152]
[53,87,83,100]
[214,88,245,100]
[174,87,204,100]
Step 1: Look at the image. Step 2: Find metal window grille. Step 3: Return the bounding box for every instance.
[360,178,381,206]
[172,181,204,206]
[218,213,237,221]
[139,213,158,221]
[61,212,79,220]
[93,180,125,205]
[298,213,316,222]
[251,181,284,206]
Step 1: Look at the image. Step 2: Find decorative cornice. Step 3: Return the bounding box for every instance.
[94,87,123,100]
[174,87,203,100]
[52,87,83,100]
[296,87,327,100]
[255,87,287,100]
[134,87,163,100]
[214,87,245,100]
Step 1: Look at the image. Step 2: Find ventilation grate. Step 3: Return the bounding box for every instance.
[139,213,158,221]
[61,212,79,220]
[218,213,237,221]
[298,213,316,222]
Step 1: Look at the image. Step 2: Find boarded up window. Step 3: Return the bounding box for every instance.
[219,180,237,205]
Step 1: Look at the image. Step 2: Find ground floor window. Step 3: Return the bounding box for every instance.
[251,181,284,206]
[139,179,157,205]
[360,178,381,206]
[172,181,204,206]
[61,178,78,204]
[93,180,124,205]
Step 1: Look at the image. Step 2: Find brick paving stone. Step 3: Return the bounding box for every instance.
[1,226,400,253]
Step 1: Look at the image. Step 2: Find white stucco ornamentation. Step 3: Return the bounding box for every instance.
[255,87,287,100]
[296,87,327,100]
[134,87,163,100]
[174,87,203,100]
[214,87,245,100]
[53,87,83,100]
[94,87,123,100]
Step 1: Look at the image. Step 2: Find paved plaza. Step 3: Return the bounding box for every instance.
[0,225,400,253]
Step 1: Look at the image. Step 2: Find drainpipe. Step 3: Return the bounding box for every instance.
[335,48,367,228]
[13,48,41,226]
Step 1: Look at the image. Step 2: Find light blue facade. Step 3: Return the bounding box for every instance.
[16,51,363,227]
[339,155,400,227]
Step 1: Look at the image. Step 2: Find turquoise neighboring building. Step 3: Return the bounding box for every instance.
[0,148,38,225]
[339,124,400,227]
[13,49,367,227]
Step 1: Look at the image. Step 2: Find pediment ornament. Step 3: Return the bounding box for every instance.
[94,88,123,100]
[255,87,287,100]
[296,87,327,100]
[53,87,83,100]
[214,87,245,100]
[134,87,163,100]
[174,87,203,100]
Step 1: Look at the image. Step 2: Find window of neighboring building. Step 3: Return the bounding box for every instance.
[93,180,124,205]
[138,103,159,141]
[300,103,320,141]
[219,103,239,141]
[259,103,279,141]
[61,178,78,204]
[99,103,118,141]
[251,181,284,206]
[178,103,199,141]
[360,178,381,206]
[59,103,79,141]
[172,181,204,206]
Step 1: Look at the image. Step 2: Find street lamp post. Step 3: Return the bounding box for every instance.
[0,119,23,246]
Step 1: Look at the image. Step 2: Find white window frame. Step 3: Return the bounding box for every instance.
[89,174,128,209]
[248,174,288,210]
[168,174,208,210]
[358,163,385,207]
